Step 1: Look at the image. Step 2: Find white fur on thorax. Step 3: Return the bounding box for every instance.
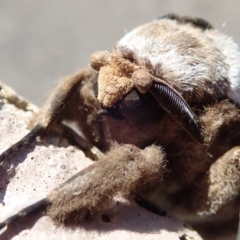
[116,19,240,104]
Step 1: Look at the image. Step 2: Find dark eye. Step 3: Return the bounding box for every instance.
[96,82,162,122]
[116,89,161,121]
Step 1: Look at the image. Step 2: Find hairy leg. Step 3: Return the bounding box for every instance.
[0,68,103,173]
[0,144,166,228]
[188,147,240,239]
[195,147,240,217]
[168,147,240,238]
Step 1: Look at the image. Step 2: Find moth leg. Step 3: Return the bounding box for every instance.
[194,147,240,217]
[0,67,103,173]
[48,144,165,222]
[171,147,240,237]
[0,144,165,228]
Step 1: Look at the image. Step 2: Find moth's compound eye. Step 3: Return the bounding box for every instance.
[117,89,161,122]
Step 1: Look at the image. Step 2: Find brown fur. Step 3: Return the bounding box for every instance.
[47,144,165,222]
[1,15,240,239]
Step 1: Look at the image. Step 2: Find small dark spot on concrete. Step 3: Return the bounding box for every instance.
[60,164,66,169]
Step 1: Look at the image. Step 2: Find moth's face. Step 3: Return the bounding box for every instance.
[91,51,160,122]
[91,51,202,143]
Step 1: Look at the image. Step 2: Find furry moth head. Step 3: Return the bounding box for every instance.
[90,14,240,142]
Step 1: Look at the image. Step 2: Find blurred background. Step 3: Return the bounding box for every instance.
[0,0,239,106]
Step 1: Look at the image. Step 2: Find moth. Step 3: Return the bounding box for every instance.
[1,13,240,239]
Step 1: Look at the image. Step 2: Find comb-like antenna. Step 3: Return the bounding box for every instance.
[150,82,202,143]
[131,69,202,143]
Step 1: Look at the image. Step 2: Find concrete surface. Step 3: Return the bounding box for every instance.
[0,0,239,106]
